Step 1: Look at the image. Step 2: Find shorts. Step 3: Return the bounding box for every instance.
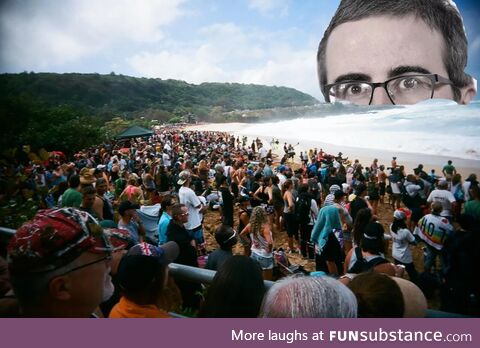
[283,212,299,240]
[250,252,274,270]
[188,226,205,245]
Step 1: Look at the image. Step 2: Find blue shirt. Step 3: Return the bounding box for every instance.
[158,211,172,245]
[118,219,140,244]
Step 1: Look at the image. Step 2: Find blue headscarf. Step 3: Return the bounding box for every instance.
[310,205,341,251]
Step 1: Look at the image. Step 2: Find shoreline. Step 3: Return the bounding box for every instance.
[185,122,480,177]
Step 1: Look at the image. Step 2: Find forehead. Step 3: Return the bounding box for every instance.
[325,15,447,83]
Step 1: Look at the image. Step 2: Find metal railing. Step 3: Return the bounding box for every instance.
[168,262,274,289]
[0,226,468,318]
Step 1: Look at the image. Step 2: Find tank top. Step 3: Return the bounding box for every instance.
[250,226,272,258]
[238,208,250,234]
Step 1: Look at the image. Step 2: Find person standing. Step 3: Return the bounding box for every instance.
[177,170,207,248]
[389,210,418,284]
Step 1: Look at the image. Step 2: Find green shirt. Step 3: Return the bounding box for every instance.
[61,188,82,208]
[442,164,455,175]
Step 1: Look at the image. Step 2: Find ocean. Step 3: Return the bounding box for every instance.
[238,99,480,162]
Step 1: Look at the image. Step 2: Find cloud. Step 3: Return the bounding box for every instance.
[248,0,289,17]
[127,22,321,99]
[0,0,186,70]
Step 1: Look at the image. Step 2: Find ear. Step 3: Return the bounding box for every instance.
[458,78,477,104]
[49,275,72,301]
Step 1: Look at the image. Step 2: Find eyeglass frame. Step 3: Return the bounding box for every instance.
[56,254,112,276]
[323,74,455,105]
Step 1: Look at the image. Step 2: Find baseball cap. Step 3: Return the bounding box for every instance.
[393,210,406,220]
[117,242,179,291]
[104,228,135,250]
[329,184,341,193]
[8,208,113,274]
[177,170,191,185]
[118,201,140,216]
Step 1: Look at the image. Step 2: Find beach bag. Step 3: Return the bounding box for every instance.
[295,195,311,224]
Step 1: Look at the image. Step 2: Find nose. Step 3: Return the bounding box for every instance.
[370,86,394,105]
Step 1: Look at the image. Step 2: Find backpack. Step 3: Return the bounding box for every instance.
[348,247,389,273]
[295,195,311,225]
[453,185,465,202]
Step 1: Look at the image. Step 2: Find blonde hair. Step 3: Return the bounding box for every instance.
[250,206,267,239]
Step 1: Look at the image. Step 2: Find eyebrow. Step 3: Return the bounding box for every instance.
[388,65,432,78]
[334,73,371,83]
[332,66,433,84]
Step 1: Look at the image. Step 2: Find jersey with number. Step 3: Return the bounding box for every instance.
[414,213,453,250]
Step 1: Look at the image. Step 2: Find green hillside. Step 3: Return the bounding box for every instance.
[0,72,318,121]
[0,72,318,155]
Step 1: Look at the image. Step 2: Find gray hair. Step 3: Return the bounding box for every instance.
[317,0,472,102]
[259,275,357,318]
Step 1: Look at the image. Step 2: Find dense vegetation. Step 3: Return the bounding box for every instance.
[0,72,318,156]
[0,72,317,121]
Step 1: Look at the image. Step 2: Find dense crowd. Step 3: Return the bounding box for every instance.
[0,126,479,318]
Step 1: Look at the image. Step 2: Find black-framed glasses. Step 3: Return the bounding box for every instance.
[323,74,454,105]
[58,254,112,276]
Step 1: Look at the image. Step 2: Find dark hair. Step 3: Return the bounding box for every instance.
[198,255,265,318]
[361,222,386,255]
[352,208,372,245]
[271,175,280,185]
[347,272,404,317]
[68,174,80,188]
[118,255,167,304]
[171,203,186,220]
[391,218,407,233]
[298,183,309,195]
[281,179,293,196]
[160,194,175,211]
[81,185,96,196]
[214,225,238,251]
[317,0,471,102]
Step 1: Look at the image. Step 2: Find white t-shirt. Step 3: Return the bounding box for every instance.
[179,186,202,230]
[427,189,456,217]
[414,213,454,250]
[259,146,268,159]
[162,153,171,167]
[389,226,415,263]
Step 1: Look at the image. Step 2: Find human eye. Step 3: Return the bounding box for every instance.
[334,82,371,99]
[391,76,432,91]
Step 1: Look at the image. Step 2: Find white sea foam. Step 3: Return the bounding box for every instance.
[237,99,480,161]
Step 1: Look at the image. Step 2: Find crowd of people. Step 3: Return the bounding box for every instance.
[0,126,479,318]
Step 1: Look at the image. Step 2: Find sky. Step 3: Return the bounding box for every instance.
[0,0,479,101]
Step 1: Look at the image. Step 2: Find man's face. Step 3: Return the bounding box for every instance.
[82,194,96,208]
[53,251,111,316]
[96,182,107,195]
[179,207,189,223]
[325,15,457,105]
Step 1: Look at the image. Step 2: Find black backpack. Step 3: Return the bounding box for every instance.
[348,247,389,274]
[295,195,311,225]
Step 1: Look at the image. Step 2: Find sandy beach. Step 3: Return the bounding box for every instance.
[186,122,480,178]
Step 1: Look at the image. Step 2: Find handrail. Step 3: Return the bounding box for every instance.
[168,263,275,289]
[0,226,470,318]
[0,227,15,236]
